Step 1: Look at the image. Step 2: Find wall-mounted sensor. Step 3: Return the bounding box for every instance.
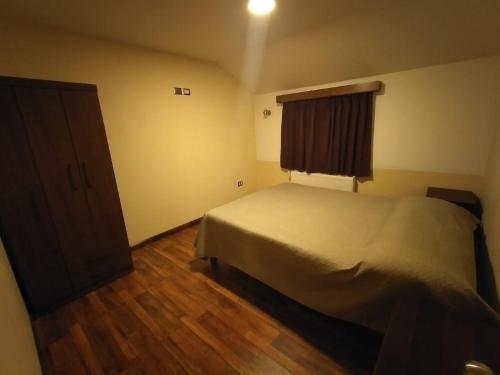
[183,88,191,96]
[173,87,183,95]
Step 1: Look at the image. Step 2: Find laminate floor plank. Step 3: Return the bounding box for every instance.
[81,315,131,374]
[33,225,381,374]
[70,324,105,375]
[197,310,292,375]
[48,335,88,375]
[169,325,239,375]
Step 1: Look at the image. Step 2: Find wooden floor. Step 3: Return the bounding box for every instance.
[33,225,383,375]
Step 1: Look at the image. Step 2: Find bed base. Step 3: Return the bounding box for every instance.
[209,257,218,269]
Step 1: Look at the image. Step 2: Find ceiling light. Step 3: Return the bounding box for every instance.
[248,0,276,16]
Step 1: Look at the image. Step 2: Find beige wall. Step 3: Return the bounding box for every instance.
[0,19,256,245]
[0,239,41,375]
[484,122,500,301]
[255,161,290,191]
[255,161,486,197]
[254,56,500,196]
[358,169,486,197]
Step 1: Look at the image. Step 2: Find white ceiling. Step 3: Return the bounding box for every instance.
[1,0,500,93]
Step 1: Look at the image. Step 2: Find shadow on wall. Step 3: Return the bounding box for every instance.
[476,227,500,312]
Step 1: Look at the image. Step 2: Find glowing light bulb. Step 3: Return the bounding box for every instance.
[247,0,276,16]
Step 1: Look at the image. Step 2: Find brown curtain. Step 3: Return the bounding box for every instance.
[280,92,373,177]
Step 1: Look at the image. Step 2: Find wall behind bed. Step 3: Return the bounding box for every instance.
[254,55,500,198]
[483,122,500,308]
[0,18,256,246]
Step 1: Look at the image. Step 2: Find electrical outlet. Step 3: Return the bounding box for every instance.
[237,180,244,187]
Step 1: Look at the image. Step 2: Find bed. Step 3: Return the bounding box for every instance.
[196,183,499,332]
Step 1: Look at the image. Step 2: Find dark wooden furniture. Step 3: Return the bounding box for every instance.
[0,76,132,316]
[374,297,500,375]
[426,186,482,219]
[276,81,381,103]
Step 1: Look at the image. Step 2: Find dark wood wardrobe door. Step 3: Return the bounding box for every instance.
[61,90,132,278]
[0,86,73,313]
[14,87,99,290]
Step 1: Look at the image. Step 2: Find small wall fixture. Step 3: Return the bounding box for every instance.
[263,108,272,119]
[173,87,191,96]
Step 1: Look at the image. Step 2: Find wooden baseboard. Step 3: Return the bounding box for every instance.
[131,218,202,251]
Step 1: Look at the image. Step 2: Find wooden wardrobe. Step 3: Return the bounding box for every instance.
[0,76,133,316]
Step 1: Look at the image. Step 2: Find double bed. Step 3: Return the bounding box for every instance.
[196,183,499,332]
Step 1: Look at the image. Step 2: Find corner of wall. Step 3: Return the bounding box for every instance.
[483,121,500,307]
[0,239,42,375]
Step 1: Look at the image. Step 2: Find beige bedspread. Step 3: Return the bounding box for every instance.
[196,183,499,332]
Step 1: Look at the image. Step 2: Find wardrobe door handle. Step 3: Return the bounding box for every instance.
[81,162,92,189]
[66,164,78,191]
[29,191,42,222]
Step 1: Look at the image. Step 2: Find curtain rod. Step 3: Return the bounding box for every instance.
[276,81,382,104]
